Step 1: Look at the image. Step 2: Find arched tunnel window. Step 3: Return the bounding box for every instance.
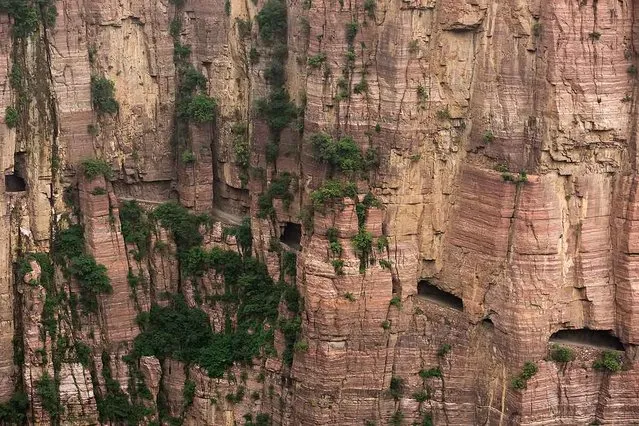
[549,328,624,351]
[280,222,302,250]
[5,173,26,192]
[482,317,494,329]
[417,280,463,311]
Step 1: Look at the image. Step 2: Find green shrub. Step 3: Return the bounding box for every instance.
[119,200,152,258]
[376,235,389,252]
[389,296,401,308]
[311,133,364,174]
[532,22,542,37]
[257,173,294,218]
[589,31,601,41]
[68,254,113,312]
[329,241,343,256]
[282,251,297,278]
[408,39,419,54]
[4,106,18,128]
[389,376,404,400]
[593,350,622,373]
[310,180,357,209]
[549,344,573,363]
[412,389,429,402]
[420,414,434,426]
[81,157,113,180]
[181,66,207,93]
[416,84,427,101]
[226,387,245,404]
[352,229,373,272]
[173,42,191,61]
[353,78,368,95]
[223,217,253,257]
[184,94,216,123]
[307,53,326,68]
[255,88,297,132]
[437,343,451,357]
[1,1,39,37]
[389,410,404,426]
[363,0,375,17]
[152,202,210,253]
[249,47,260,65]
[91,187,107,196]
[181,150,196,164]
[183,379,196,408]
[436,107,451,119]
[169,18,182,38]
[91,76,119,114]
[232,123,250,184]
[74,342,92,366]
[345,22,358,46]
[293,340,308,352]
[256,0,287,44]
[419,367,442,379]
[87,124,100,136]
[332,259,344,275]
[35,372,61,420]
[344,292,356,302]
[53,225,85,263]
[483,130,494,144]
[511,361,538,389]
[0,392,28,424]
[381,320,390,330]
[379,259,391,269]
[326,227,339,242]
[97,351,150,424]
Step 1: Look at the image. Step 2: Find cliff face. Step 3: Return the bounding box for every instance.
[1,0,639,424]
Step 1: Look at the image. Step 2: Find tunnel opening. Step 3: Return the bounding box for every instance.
[482,317,494,329]
[280,222,302,250]
[549,328,624,351]
[417,281,463,311]
[5,173,26,192]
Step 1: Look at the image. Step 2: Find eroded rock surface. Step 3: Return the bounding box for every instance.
[1,0,639,424]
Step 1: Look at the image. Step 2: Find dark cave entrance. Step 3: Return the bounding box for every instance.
[280,222,302,250]
[482,317,494,329]
[417,280,463,311]
[549,328,624,351]
[5,173,26,192]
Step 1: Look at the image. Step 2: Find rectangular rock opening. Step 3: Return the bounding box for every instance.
[549,328,624,351]
[5,173,26,192]
[417,280,463,311]
[280,222,301,250]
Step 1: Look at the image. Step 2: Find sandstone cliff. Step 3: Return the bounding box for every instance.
[1,0,639,425]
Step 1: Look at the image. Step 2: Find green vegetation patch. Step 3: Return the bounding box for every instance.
[223,217,253,257]
[35,372,62,420]
[91,76,119,115]
[4,106,18,128]
[53,225,112,313]
[81,157,113,181]
[593,350,623,373]
[134,247,301,377]
[256,0,287,44]
[511,361,538,390]
[257,173,295,219]
[96,351,151,424]
[152,202,210,253]
[310,180,357,210]
[119,200,152,258]
[311,133,364,174]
